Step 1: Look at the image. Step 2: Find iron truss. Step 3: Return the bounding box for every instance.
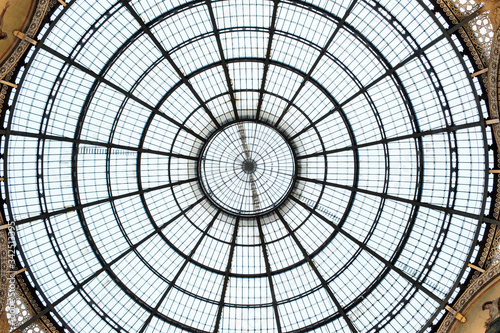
[0,0,494,332]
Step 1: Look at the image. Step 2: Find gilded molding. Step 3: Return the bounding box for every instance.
[7,274,60,333]
[437,0,490,86]
[0,0,51,80]
[0,226,8,327]
[487,27,500,273]
[438,263,500,332]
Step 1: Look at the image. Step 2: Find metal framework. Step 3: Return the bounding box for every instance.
[1,0,493,332]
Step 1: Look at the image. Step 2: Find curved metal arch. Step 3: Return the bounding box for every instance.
[2,0,488,332]
[14,10,211,318]
[195,121,297,217]
[266,6,480,332]
[411,2,489,332]
[342,12,463,324]
[129,89,316,283]
[1,1,92,332]
[17,18,420,333]
[32,8,129,318]
[262,8,478,330]
[134,56,359,279]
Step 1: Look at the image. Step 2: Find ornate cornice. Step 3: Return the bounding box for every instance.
[437,16,500,332]
[0,0,51,80]
[438,263,500,332]
[0,224,8,326]
[437,0,490,68]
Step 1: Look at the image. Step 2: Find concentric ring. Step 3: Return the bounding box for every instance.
[198,121,296,217]
[3,0,490,332]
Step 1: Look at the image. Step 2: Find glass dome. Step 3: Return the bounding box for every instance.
[2,0,492,332]
[198,121,296,217]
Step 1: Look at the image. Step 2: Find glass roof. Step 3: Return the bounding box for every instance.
[199,121,296,216]
[1,0,492,332]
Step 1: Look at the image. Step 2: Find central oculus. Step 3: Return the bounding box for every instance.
[242,159,257,173]
[198,121,296,217]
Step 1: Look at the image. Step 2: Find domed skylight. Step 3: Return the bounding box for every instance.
[2,0,491,332]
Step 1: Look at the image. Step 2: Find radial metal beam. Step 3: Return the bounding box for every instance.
[256,0,280,121]
[288,196,443,304]
[205,0,239,120]
[296,176,492,226]
[12,196,205,333]
[295,121,482,160]
[256,217,282,333]
[274,0,359,127]
[4,3,88,332]
[120,0,221,128]
[12,242,77,333]
[138,210,221,333]
[288,9,480,140]
[0,129,198,160]
[14,177,198,226]
[213,217,240,333]
[275,210,358,333]
[38,43,206,142]
[413,2,487,332]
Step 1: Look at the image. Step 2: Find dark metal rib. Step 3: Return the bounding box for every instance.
[289,195,444,304]
[12,196,205,332]
[205,0,239,120]
[38,43,206,142]
[15,178,198,225]
[256,0,280,120]
[256,217,282,333]
[296,176,493,225]
[295,121,482,159]
[120,0,221,128]
[287,9,479,139]
[138,210,221,333]
[274,0,359,127]
[213,217,240,333]
[275,210,358,333]
[1,129,198,160]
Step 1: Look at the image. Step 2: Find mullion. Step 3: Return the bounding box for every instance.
[138,210,221,333]
[15,178,198,226]
[413,2,486,331]
[295,121,483,160]
[205,0,239,120]
[287,9,480,139]
[38,43,206,142]
[289,195,443,304]
[256,216,282,333]
[213,217,240,333]
[256,0,280,120]
[120,0,222,128]
[2,129,198,160]
[274,0,359,127]
[296,175,490,226]
[12,196,205,333]
[8,3,486,333]
[275,210,358,333]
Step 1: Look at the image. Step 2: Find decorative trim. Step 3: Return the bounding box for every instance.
[438,263,500,332]
[434,0,500,275]
[437,20,500,333]
[0,1,58,330]
[436,0,490,87]
[7,274,61,333]
[487,28,500,275]
[0,0,51,80]
[489,29,500,126]
[0,222,8,323]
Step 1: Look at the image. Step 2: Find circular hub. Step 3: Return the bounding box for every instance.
[242,159,257,173]
[198,121,296,217]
